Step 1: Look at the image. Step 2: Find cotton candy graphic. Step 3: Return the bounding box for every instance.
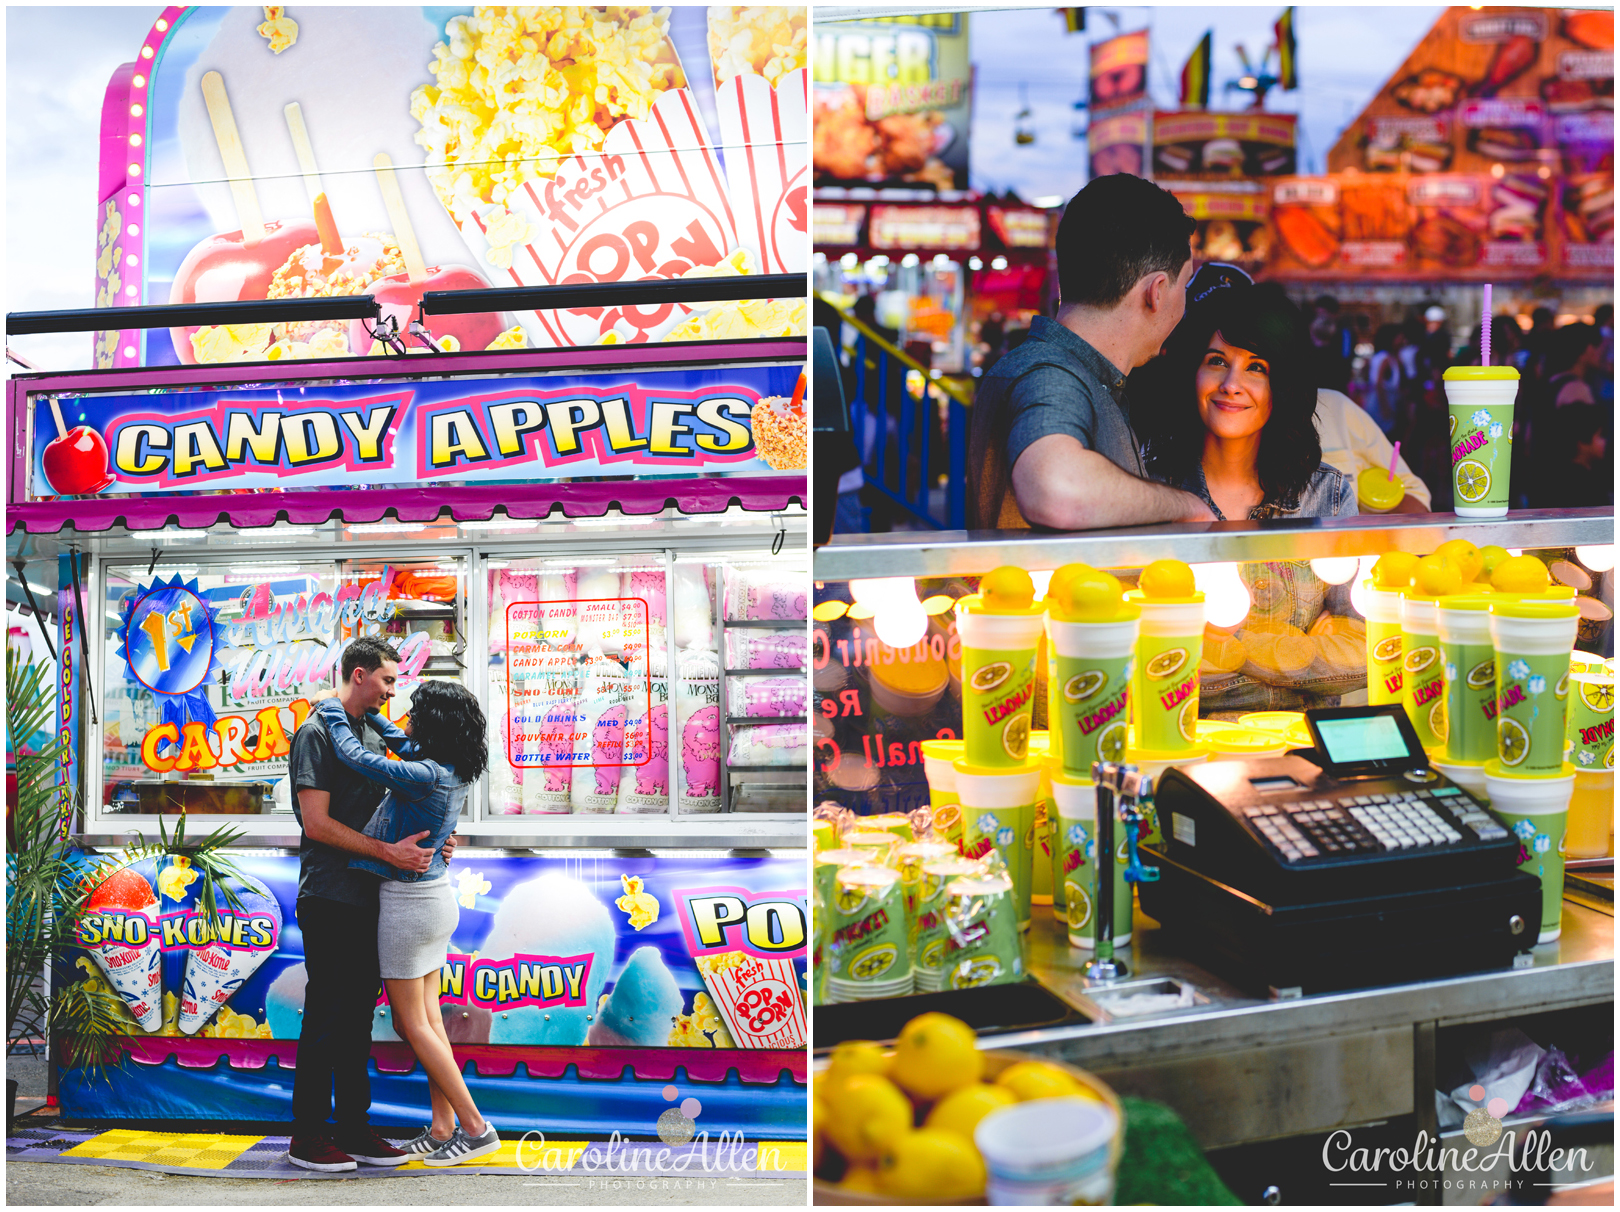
[264,962,307,1039]
[79,864,164,1033]
[676,647,722,813]
[621,569,667,665]
[587,946,683,1047]
[618,650,670,814]
[177,875,284,1035]
[481,873,615,1045]
[672,564,715,650]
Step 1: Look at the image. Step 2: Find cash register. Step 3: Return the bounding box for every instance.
[1137,705,1543,996]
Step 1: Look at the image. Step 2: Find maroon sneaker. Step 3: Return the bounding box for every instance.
[333,1125,410,1167]
[288,1135,357,1172]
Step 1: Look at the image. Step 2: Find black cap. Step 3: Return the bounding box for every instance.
[1186,262,1254,308]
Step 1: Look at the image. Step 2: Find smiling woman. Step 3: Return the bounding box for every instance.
[1143,281,1355,522]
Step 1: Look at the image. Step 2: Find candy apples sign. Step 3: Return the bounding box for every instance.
[25,365,804,499]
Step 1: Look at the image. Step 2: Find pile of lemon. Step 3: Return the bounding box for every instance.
[814,1012,1108,1201]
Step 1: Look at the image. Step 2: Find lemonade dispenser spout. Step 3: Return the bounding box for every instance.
[1083,761,1152,984]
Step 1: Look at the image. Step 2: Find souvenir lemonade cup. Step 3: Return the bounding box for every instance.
[1400,554,1462,753]
[954,760,1040,929]
[1443,365,1518,517]
[1356,467,1406,514]
[1126,561,1205,753]
[1489,599,1578,777]
[919,738,966,849]
[1437,593,1498,765]
[1565,668,1613,858]
[1044,564,1139,777]
[957,568,1046,768]
[1047,764,1134,949]
[1363,553,1414,706]
[1483,761,1575,943]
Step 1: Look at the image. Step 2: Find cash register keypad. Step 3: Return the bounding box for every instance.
[1241,787,1504,863]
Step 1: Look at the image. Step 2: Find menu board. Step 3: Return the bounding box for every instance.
[812,12,971,191]
[1090,30,1150,113]
[1169,187,1272,274]
[1153,111,1297,180]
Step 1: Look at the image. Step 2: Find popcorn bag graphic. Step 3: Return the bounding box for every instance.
[694,952,805,1050]
[78,865,164,1033]
[712,68,808,275]
[177,876,284,1036]
[442,88,742,349]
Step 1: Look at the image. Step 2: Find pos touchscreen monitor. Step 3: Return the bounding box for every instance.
[1304,705,1429,777]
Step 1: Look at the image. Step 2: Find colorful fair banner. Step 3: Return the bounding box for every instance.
[28,364,805,499]
[67,853,807,1049]
[95,7,807,369]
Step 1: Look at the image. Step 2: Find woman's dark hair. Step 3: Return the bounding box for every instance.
[1373,322,1401,354]
[1142,282,1323,506]
[1546,322,1602,376]
[405,679,488,781]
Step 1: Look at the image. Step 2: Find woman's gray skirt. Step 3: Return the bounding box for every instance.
[377,874,457,979]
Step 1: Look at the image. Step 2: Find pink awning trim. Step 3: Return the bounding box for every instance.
[7,478,805,534]
[112,1035,807,1084]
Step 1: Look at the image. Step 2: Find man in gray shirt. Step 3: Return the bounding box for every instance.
[969,174,1217,529]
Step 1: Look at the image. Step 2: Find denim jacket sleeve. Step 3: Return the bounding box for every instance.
[366,710,422,758]
[315,698,437,802]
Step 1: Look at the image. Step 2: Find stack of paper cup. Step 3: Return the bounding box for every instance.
[955,761,1041,930]
[1437,593,1498,766]
[825,864,913,1001]
[976,1097,1119,1205]
[912,855,985,992]
[1125,592,1205,754]
[920,738,966,851]
[842,830,902,867]
[1483,761,1576,943]
[1565,666,1614,857]
[1489,600,1578,777]
[1362,576,1406,706]
[1045,604,1138,776]
[939,872,1023,990]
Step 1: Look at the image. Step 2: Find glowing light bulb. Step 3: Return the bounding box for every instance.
[1576,545,1615,573]
[875,597,928,648]
[1192,563,1250,628]
[1347,555,1382,619]
[1310,557,1360,585]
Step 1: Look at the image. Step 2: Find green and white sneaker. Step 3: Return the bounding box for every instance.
[421,1123,499,1168]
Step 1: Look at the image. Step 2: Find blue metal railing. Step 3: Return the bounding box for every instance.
[837,312,970,531]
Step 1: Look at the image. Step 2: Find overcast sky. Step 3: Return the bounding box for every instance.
[6,4,1444,370]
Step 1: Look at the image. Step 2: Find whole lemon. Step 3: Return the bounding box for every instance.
[825,1073,914,1163]
[878,1128,988,1201]
[1057,570,1126,621]
[1046,563,1097,607]
[1412,554,1463,597]
[926,1082,1018,1140]
[890,1013,984,1100]
[1478,545,1511,579]
[1493,554,1550,594]
[839,1164,884,1193]
[980,566,1035,611]
[995,1060,1084,1101]
[1138,559,1196,599]
[1372,551,1419,589]
[828,1039,890,1082]
[1434,539,1484,585]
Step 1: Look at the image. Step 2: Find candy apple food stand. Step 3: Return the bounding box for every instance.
[6,3,811,1142]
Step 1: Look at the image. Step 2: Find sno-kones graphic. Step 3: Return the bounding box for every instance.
[114,575,227,750]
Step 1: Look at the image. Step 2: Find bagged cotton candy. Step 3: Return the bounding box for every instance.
[486,673,524,815]
[727,722,809,768]
[497,568,540,650]
[725,628,808,670]
[621,569,667,665]
[724,567,807,620]
[672,564,715,650]
[571,650,628,813]
[618,648,670,814]
[78,863,164,1033]
[575,568,624,655]
[177,874,283,1035]
[587,945,684,1047]
[726,675,807,718]
[676,647,723,814]
[537,567,576,646]
[524,649,578,814]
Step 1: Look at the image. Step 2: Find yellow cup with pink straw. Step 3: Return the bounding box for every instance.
[1357,441,1407,514]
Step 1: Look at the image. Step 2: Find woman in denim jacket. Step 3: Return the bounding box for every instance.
[316,681,499,1168]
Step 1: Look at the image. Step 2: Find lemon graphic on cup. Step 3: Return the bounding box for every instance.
[1064,881,1092,930]
[1145,647,1188,680]
[1372,635,1403,664]
[849,943,898,980]
[1096,720,1127,762]
[1179,698,1199,743]
[1002,714,1031,760]
[970,661,1012,694]
[1429,698,1447,743]
[1455,459,1491,504]
[1467,659,1496,691]
[950,957,1004,989]
[1063,669,1107,704]
[1498,716,1530,767]
[917,938,947,971]
[1555,670,1569,699]
[1405,645,1438,675]
[1581,680,1614,713]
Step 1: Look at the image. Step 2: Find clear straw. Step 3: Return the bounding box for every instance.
[1481,284,1492,366]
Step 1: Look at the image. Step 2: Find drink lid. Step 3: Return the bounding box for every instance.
[920,739,965,759]
[1491,599,1579,619]
[957,591,1045,618]
[1443,366,1519,381]
[1124,588,1205,606]
[838,864,902,891]
[1437,594,1494,612]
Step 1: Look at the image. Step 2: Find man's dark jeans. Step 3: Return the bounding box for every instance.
[292,895,379,1136]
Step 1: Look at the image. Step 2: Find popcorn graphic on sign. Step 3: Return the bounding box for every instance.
[78,865,164,1033]
[176,873,284,1036]
[694,950,805,1051]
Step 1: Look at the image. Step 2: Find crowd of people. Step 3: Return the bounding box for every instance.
[1312,295,1613,512]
